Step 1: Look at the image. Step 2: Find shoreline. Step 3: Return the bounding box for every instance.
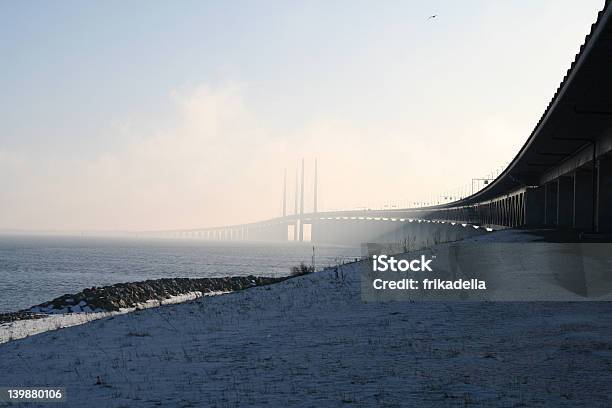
[0,275,287,344]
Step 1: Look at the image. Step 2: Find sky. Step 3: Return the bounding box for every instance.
[0,0,604,231]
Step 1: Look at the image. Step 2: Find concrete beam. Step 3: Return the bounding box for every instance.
[573,170,594,230]
[557,176,574,228]
[544,182,558,226]
[597,156,612,232]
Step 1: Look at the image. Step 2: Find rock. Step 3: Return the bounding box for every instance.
[0,311,47,324]
[4,275,287,323]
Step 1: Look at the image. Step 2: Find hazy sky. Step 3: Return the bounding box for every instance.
[0,0,604,231]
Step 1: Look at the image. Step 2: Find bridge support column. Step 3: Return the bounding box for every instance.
[309,221,315,243]
[299,220,304,242]
[544,182,558,226]
[494,201,499,225]
[518,194,524,226]
[597,156,612,233]
[557,176,574,228]
[504,199,510,226]
[513,195,519,226]
[573,170,594,230]
[467,206,476,224]
[521,192,526,225]
[507,198,513,227]
[502,199,508,226]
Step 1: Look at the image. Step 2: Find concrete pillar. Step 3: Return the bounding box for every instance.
[597,156,612,233]
[506,197,512,227]
[505,200,510,226]
[518,194,523,226]
[504,197,512,227]
[514,195,520,226]
[309,221,315,243]
[573,170,594,230]
[544,182,558,226]
[515,195,521,226]
[557,176,574,228]
[493,203,498,225]
[299,158,305,242]
[519,192,525,226]
[468,206,474,223]
[489,201,497,224]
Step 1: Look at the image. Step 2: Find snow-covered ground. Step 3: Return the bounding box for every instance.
[0,291,227,344]
[0,230,611,407]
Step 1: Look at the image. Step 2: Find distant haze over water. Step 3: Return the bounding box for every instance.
[0,235,360,313]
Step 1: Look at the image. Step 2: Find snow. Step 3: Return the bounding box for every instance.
[0,291,227,344]
[0,229,611,406]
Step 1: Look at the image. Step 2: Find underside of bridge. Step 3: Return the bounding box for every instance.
[430,1,612,235]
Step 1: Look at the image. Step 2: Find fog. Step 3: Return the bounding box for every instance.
[0,1,602,231]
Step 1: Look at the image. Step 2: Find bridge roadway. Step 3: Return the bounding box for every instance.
[144,1,612,245]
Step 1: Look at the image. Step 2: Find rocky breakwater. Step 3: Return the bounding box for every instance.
[0,276,285,324]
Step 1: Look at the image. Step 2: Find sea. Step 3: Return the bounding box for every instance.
[0,234,361,313]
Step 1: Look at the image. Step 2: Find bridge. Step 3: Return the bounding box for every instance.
[145,2,612,246]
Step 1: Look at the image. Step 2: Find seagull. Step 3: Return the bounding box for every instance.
[427,14,438,20]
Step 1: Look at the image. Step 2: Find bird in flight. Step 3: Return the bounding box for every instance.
[427,14,438,20]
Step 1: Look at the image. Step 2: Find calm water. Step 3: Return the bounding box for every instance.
[0,234,361,313]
